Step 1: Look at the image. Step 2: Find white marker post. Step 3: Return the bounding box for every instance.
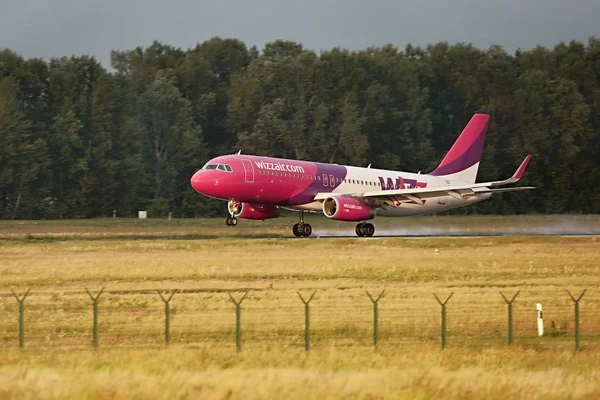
[536,303,544,336]
[138,211,147,219]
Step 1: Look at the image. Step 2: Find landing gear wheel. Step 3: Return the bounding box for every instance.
[226,217,238,226]
[292,223,302,237]
[301,223,312,237]
[356,224,365,237]
[292,211,311,237]
[356,223,375,237]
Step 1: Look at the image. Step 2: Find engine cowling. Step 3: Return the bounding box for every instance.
[322,196,375,221]
[228,201,279,220]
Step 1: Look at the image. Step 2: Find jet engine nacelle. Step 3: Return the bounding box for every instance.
[322,196,375,222]
[228,201,279,220]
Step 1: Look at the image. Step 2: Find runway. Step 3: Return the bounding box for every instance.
[312,233,600,237]
[309,234,600,239]
[309,228,600,238]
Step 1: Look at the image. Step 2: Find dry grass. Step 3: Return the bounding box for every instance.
[2,345,600,400]
[1,217,600,398]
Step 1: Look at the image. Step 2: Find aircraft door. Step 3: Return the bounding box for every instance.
[242,159,254,183]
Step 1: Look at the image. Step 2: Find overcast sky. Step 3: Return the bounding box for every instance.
[1,0,599,67]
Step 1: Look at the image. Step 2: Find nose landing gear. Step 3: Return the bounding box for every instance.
[292,211,312,237]
[226,200,240,226]
[356,222,375,237]
[226,216,238,226]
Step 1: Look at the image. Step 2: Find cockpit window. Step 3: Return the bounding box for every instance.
[203,163,232,172]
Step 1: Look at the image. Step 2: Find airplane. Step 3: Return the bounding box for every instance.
[190,113,534,237]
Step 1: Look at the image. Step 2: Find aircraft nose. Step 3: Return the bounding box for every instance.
[190,170,214,194]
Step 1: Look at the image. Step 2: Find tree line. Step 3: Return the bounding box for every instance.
[1,38,599,219]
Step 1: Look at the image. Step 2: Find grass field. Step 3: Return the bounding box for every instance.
[1,215,600,399]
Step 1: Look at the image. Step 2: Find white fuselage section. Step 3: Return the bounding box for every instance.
[290,163,490,217]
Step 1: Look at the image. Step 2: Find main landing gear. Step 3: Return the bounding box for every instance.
[292,211,312,237]
[356,222,375,237]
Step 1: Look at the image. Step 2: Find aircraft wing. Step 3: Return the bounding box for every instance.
[313,155,534,206]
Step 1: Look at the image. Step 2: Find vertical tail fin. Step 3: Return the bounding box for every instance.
[430,113,490,183]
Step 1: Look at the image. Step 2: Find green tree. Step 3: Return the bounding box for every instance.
[510,71,590,213]
[136,71,205,216]
[0,79,48,218]
[48,110,85,217]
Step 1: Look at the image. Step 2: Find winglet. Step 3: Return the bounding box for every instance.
[511,155,531,181]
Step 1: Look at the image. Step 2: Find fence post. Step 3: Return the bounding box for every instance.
[566,289,586,352]
[433,292,454,349]
[229,291,249,352]
[158,290,177,345]
[85,288,105,347]
[500,291,520,345]
[366,290,385,347]
[11,289,31,348]
[297,291,317,351]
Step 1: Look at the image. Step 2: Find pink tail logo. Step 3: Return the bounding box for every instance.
[431,114,489,176]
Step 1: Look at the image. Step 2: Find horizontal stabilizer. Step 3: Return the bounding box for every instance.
[476,186,536,194]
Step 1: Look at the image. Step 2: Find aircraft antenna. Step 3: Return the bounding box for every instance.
[367,164,371,169]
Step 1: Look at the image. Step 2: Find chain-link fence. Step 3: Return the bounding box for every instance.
[1,288,598,351]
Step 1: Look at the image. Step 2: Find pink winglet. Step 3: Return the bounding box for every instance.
[512,155,531,181]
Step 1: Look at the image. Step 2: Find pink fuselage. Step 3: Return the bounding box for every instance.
[191,155,490,218]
